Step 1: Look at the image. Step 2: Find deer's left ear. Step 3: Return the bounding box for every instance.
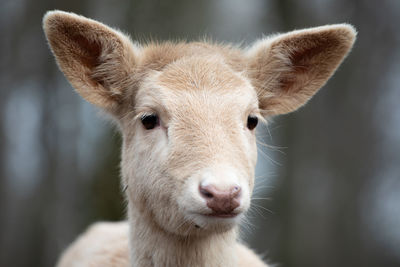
[247,24,356,116]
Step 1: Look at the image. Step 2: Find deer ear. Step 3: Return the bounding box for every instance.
[43,11,137,112]
[247,24,356,116]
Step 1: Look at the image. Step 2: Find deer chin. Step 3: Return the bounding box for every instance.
[149,207,241,237]
[169,212,242,236]
[187,210,245,229]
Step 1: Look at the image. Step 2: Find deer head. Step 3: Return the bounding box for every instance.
[43,11,356,236]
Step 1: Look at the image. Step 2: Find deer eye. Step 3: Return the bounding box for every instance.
[140,114,159,130]
[247,115,258,130]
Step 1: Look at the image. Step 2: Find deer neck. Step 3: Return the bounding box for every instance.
[127,206,238,267]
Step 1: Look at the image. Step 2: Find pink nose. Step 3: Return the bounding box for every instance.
[199,184,241,214]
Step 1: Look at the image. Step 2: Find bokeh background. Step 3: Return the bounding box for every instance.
[1,0,400,266]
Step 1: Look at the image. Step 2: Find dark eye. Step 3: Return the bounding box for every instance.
[141,114,159,130]
[247,115,258,130]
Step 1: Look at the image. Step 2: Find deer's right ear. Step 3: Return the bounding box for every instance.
[43,11,137,112]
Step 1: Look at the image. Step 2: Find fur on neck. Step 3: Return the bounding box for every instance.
[128,205,238,267]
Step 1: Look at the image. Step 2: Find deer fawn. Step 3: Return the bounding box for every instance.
[43,10,356,267]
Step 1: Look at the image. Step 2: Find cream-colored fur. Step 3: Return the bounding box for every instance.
[43,10,356,267]
[57,222,130,267]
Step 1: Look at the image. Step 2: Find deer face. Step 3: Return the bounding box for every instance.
[120,57,260,234]
[43,11,356,236]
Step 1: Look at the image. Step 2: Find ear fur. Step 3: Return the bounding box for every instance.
[43,11,137,112]
[247,24,356,116]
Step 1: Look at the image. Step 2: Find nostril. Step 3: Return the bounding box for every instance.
[231,186,241,198]
[199,186,214,199]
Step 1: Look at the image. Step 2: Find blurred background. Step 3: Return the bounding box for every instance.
[1,0,399,266]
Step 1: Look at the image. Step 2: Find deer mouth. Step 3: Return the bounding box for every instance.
[203,212,240,218]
